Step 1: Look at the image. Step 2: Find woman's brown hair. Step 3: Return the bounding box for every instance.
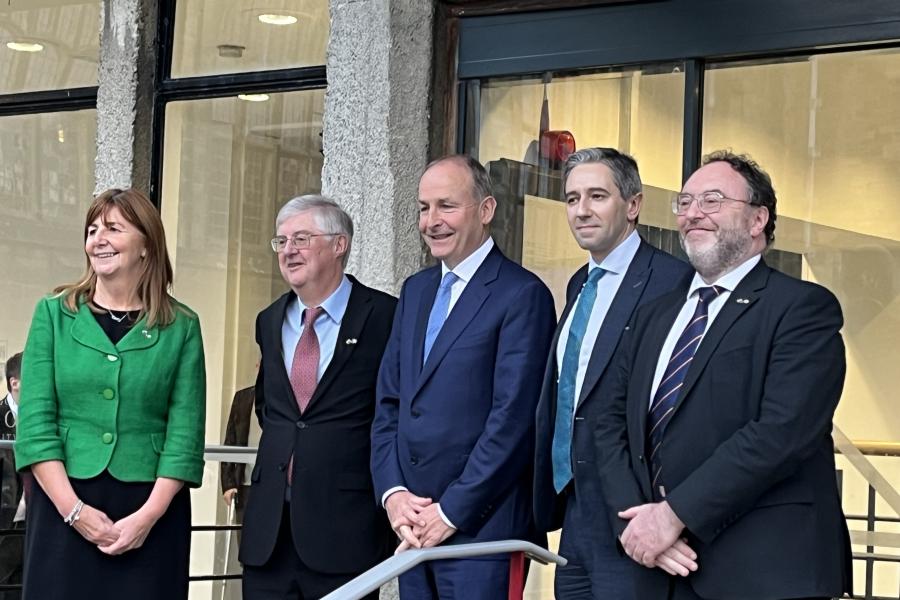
[55,188,176,327]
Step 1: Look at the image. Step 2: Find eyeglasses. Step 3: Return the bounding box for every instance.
[270,232,338,253]
[672,191,753,215]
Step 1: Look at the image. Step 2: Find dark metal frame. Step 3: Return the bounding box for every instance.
[147,0,328,205]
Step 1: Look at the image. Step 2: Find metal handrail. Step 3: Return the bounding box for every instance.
[321,540,566,600]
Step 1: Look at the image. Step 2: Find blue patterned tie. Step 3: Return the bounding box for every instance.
[648,285,722,497]
[552,267,605,493]
[423,272,459,364]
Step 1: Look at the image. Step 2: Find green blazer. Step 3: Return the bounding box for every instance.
[15,295,206,487]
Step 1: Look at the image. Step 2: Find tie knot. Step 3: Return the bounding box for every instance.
[303,306,324,327]
[586,267,605,285]
[697,286,722,304]
[440,272,459,289]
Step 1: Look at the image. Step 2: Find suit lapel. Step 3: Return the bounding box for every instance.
[268,292,298,414]
[631,299,684,439]
[671,260,770,417]
[307,279,373,410]
[577,242,655,410]
[69,302,119,355]
[413,247,500,397]
[413,268,441,376]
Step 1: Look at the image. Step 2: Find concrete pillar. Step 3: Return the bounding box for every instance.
[94,0,158,193]
[322,0,436,296]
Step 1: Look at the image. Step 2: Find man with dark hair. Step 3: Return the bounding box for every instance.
[372,155,556,599]
[0,352,22,598]
[533,148,689,599]
[594,151,852,599]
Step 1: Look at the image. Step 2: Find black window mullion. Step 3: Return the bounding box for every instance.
[681,59,704,185]
[0,87,97,117]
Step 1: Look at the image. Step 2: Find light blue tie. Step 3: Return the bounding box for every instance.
[552,267,605,493]
[423,272,459,364]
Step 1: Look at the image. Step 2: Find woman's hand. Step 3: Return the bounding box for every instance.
[73,505,120,546]
[97,507,160,555]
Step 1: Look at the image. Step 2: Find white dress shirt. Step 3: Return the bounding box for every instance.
[649,254,761,406]
[382,237,496,529]
[281,275,353,379]
[555,229,641,410]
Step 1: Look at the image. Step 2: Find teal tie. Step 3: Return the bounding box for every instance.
[552,267,605,493]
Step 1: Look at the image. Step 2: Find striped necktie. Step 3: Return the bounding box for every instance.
[647,285,721,497]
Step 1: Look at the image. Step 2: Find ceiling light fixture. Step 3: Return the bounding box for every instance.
[238,93,270,102]
[258,13,298,26]
[6,41,44,53]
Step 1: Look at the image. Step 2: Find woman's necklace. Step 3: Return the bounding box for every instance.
[107,309,130,323]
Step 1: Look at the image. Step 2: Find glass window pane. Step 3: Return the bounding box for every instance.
[703,50,900,445]
[172,0,328,78]
[0,1,100,94]
[161,90,323,578]
[477,65,685,309]
[0,109,97,375]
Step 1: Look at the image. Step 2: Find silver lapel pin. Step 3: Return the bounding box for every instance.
[735,298,750,304]
[345,338,358,345]
[142,329,152,338]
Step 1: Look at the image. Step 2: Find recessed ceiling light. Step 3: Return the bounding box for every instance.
[6,42,44,53]
[258,13,297,26]
[238,93,270,102]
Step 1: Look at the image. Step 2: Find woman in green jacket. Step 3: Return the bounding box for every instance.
[15,188,206,599]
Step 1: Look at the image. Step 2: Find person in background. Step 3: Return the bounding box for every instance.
[0,352,23,599]
[221,382,257,522]
[15,188,206,600]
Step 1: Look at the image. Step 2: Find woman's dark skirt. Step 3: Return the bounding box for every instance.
[22,470,190,600]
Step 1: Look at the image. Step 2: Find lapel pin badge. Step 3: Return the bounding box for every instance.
[736,298,750,304]
[345,338,358,345]
[142,329,152,338]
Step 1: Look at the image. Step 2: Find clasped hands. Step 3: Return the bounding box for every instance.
[72,503,161,556]
[618,501,699,577]
[385,491,456,554]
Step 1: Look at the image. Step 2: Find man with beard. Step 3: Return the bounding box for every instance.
[592,151,852,600]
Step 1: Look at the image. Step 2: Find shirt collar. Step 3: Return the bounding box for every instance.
[4,393,16,417]
[688,253,761,298]
[296,274,352,325]
[588,229,640,276]
[441,237,495,284]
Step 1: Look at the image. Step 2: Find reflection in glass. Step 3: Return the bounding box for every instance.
[161,89,324,596]
[477,65,685,311]
[0,1,100,94]
[173,0,328,78]
[0,109,97,379]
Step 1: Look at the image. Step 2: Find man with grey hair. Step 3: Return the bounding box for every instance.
[533,148,690,599]
[240,194,396,599]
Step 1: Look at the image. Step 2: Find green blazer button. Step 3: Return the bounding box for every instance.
[102,389,115,400]
[101,433,114,444]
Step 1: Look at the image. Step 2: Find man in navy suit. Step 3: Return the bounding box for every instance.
[371,155,556,599]
[594,152,852,599]
[533,148,690,599]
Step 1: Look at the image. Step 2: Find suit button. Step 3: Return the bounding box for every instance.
[101,433,114,444]
[638,455,644,463]
[106,355,118,362]
[410,457,418,465]
[296,421,307,429]
[411,411,421,419]
[102,389,115,400]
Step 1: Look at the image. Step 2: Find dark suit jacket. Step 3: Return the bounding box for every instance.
[534,240,690,533]
[239,276,396,574]
[594,258,853,599]
[371,245,556,544]
[220,386,255,510]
